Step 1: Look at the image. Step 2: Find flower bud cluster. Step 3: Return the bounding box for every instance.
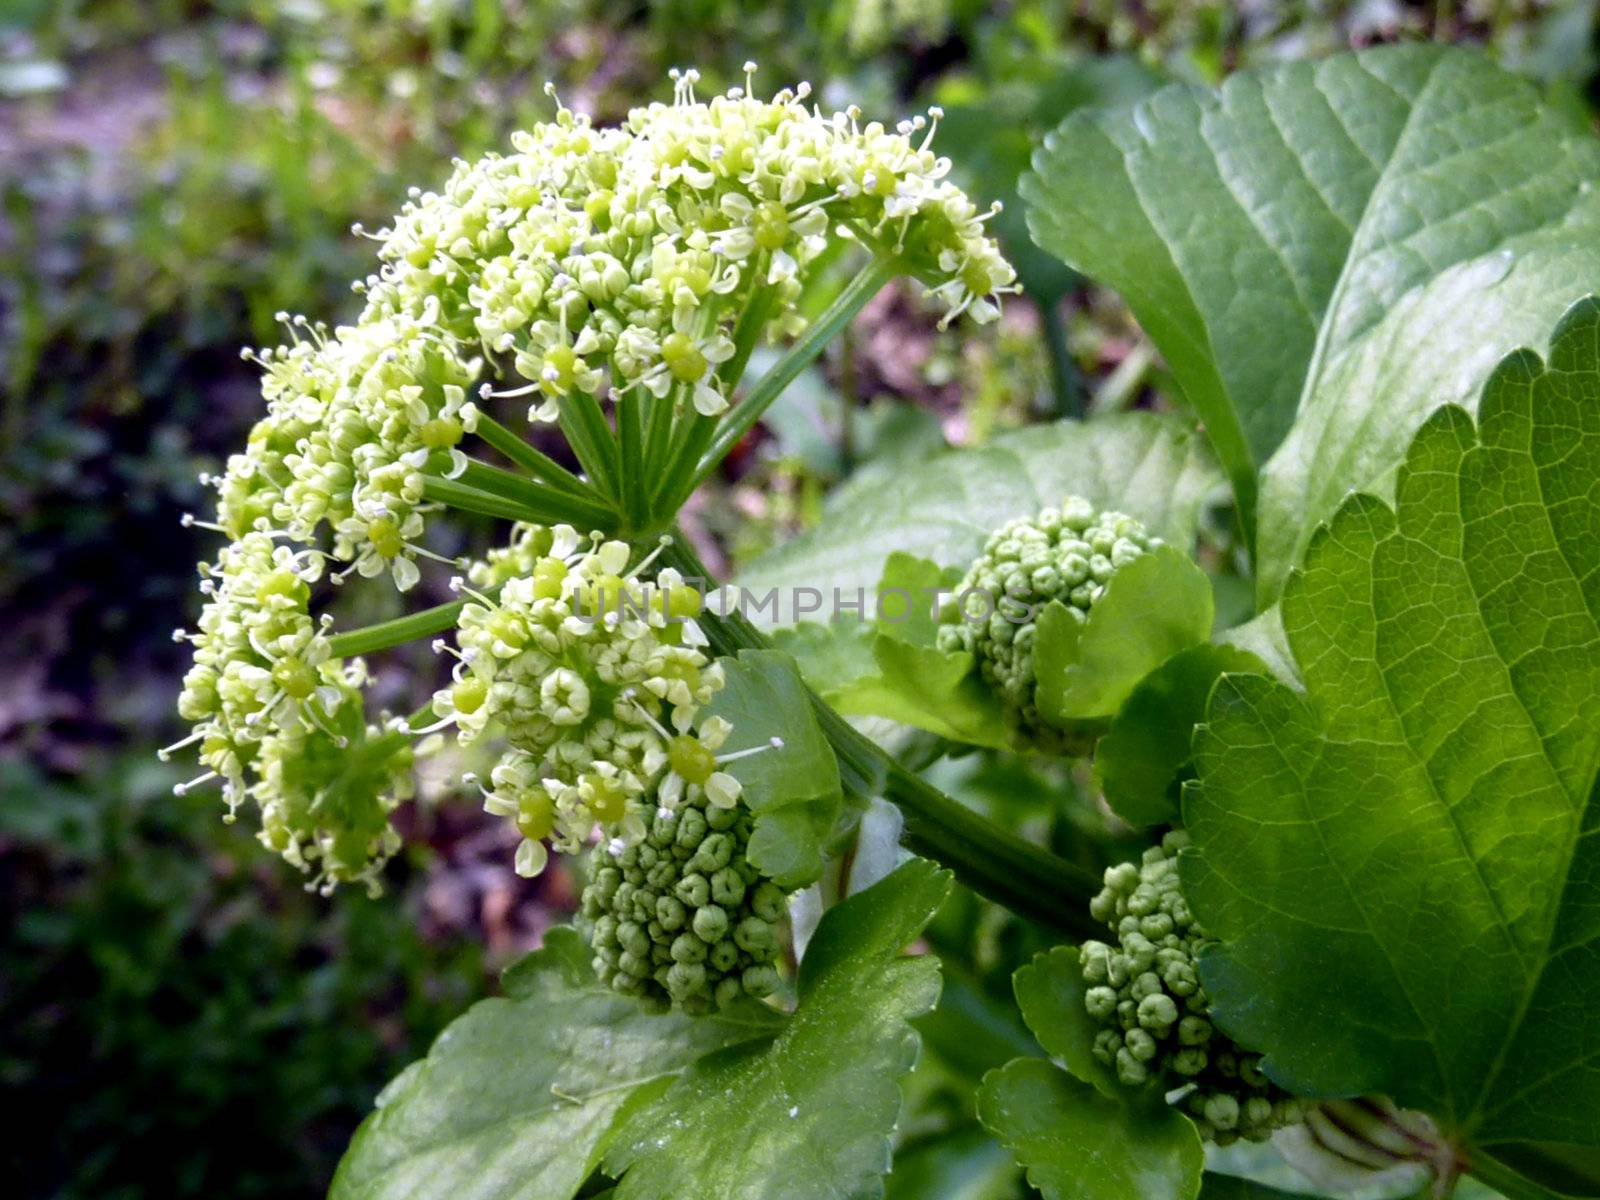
[936,496,1160,750]
[431,524,731,876]
[581,779,786,1013]
[1080,832,1308,1144]
[169,531,411,893]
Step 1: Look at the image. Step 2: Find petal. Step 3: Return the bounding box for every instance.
[705,772,742,809]
[514,838,548,877]
[692,383,729,416]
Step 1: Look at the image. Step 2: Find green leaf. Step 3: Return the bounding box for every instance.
[738,412,1222,625]
[1183,301,1600,1149]
[772,557,1015,749]
[605,859,953,1200]
[330,929,780,1200]
[874,551,952,646]
[1478,1143,1600,1198]
[701,650,842,889]
[977,1058,1204,1200]
[1035,545,1215,725]
[938,55,1164,306]
[1012,946,1120,1099]
[1095,643,1265,827]
[1024,43,1600,597]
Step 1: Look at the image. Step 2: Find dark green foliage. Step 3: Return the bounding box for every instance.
[0,755,482,1199]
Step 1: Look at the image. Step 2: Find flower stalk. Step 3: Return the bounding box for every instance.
[658,531,1100,936]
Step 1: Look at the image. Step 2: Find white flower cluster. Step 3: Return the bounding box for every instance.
[217,304,479,593]
[205,66,1012,595]
[168,532,412,894]
[426,524,756,877]
[174,67,1009,891]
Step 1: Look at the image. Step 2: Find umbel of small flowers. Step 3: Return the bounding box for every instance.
[169,66,1015,893]
[168,515,772,891]
[204,63,1015,591]
[421,522,760,877]
[167,530,418,895]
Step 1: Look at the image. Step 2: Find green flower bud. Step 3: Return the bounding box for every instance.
[1079,832,1305,1145]
[582,780,791,1013]
[937,497,1161,754]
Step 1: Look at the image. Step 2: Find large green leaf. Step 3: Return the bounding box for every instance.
[1024,44,1600,598]
[330,929,781,1200]
[604,859,953,1200]
[737,412,1222,625]
[702,650,843,888]
[1183,301,1600,1151]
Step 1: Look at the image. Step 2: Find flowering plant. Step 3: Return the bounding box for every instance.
[172,49,1600,1200]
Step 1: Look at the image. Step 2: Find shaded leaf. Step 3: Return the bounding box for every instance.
[1025,44,1600,599]
[977,1058,1204,1200]
[1095,643,1265,827]
[884,1125,1019,1200]
[702,650,842,888]
[1012,946,1120,1099]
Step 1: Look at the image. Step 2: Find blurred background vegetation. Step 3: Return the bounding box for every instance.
[2,2,1594,1196]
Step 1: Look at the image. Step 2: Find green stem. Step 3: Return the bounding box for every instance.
[557,393,620,505]
[326,599,468,658]
[456,459,616,528]
[617,388,648,529]
[1037,294,1083,420]
[659,532,1099,935]
[675,257,896,512]
[471,412,599,501]
[423,474,596,527]
[640,385,678,504]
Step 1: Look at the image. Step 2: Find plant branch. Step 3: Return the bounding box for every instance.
[1037,294,1083,420]
[470,412,600,502]
[557,392,621,506]
[672,257,895,512]
[326,599,469,658]
[659,532,1100,936]
[455,459,616,528]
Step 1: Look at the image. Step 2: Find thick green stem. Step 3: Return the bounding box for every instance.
[471,412,599,502]
[674,257,895,512]
[659,533,1099,935]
